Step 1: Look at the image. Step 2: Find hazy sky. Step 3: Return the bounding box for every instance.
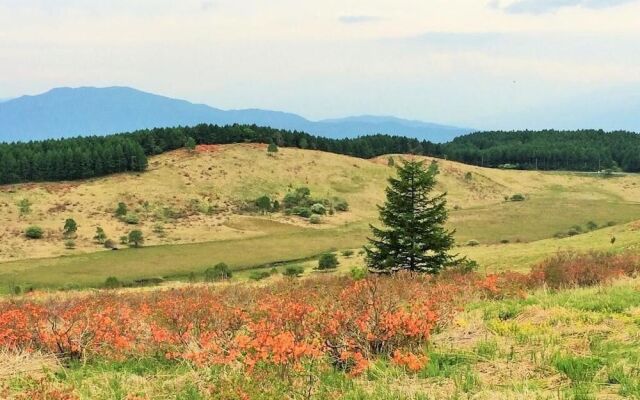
[1,0,639,128]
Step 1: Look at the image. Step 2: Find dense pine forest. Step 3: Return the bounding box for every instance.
[1,126,640,184]
[0,125,439,184]
[444,130,640,172]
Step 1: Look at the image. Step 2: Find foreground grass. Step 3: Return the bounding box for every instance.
[4,278,640,399]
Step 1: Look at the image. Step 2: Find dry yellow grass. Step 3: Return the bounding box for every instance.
[0,144,639,289]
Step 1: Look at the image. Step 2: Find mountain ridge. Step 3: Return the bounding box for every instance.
[0,86,471,142]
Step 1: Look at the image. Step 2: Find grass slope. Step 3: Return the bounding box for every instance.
[1,144,639,289]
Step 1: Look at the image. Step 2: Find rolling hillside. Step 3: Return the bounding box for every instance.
[0,87,470,142]
[0,144,639,289]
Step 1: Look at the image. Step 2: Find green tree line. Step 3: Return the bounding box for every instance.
[2,126,640,184]
[444,130,640,172]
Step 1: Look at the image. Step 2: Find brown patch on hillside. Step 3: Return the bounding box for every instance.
[196,144,222,153]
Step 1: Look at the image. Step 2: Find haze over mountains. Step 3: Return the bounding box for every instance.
[0,87,471,143]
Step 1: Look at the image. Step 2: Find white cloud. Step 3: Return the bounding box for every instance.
[499,0,638,14]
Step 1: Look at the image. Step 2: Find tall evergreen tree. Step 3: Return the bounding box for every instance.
[365,160,455,274]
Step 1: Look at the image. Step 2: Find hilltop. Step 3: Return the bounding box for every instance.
[1,144,639,289]
[0,87,470,142]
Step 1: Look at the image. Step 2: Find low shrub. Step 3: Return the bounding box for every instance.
[309,215,321,224]
[292,206,312,218]
[529,251,640,290]
[310,203,326,215]
[510,194,525,202]
[466,239,480,247]
[318,253,339,270]
[64,239,76,249]
[350,267,368,280]
[249,271,271,281]
[333,198,349,212]
[204,263,233,282]
[341,250,355,257]
[283,265,304,277]
[104,276,121,289]
[25,226,44,239]
[122,213,140,225]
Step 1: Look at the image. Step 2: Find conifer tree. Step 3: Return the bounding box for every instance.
[365,160,455,274]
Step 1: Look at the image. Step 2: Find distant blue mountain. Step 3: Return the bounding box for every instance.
[0,87,471,143]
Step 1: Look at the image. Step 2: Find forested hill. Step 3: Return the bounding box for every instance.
[0,124,441,184]
[444,130,640,172]
[2,126,640,185]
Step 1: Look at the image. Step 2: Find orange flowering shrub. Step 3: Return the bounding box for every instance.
[0,250,636,386]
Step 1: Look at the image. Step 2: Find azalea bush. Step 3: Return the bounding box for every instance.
[1,250,638,395]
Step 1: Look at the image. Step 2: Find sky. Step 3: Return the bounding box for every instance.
[1,0,639,129]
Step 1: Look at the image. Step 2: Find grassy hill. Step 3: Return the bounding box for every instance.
[1,144,639,290]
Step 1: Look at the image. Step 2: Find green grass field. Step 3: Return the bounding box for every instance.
[1,145,640,291]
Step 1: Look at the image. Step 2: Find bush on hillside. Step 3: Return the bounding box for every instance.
[94,227,107,244]
[309,215,321,224]
[63,218,78,237]
[292,206,312,218]
[25,226,44,239]
[318,253,339,270]
[255,195,273,214]
[128,230,144,247]
[310,203,326,215]
[332,198,349,212]
[529,251,640,290]
[104,276,121,289]
[282,265,304,277]
[341,250,355,257]
[115,202,128,217]
[510,194,525,202]
[249,271,271,281]
[204,263,232,282]
[122,213,140,225]
[466,240,480,247]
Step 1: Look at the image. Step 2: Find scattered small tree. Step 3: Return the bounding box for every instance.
[119,235,128,245]
[366,160,456,274]
[115,202,128,217]
[128,230,144,248]
[255,195,273,214]
[318,253,339,270]
[104,239,117,249]
[204,263,232,282]
[63,218,78,238]
[267,142,278,154]
[387,157,395,167]
[17,198,32,217]
[104,276,121,289]
[185,136,197,152]
[586,221,598,231]
[25,226,44,239]
[94,227,107,244]
[283,265,304,277]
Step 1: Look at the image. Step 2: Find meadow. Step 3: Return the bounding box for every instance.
[0,144,639,291]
